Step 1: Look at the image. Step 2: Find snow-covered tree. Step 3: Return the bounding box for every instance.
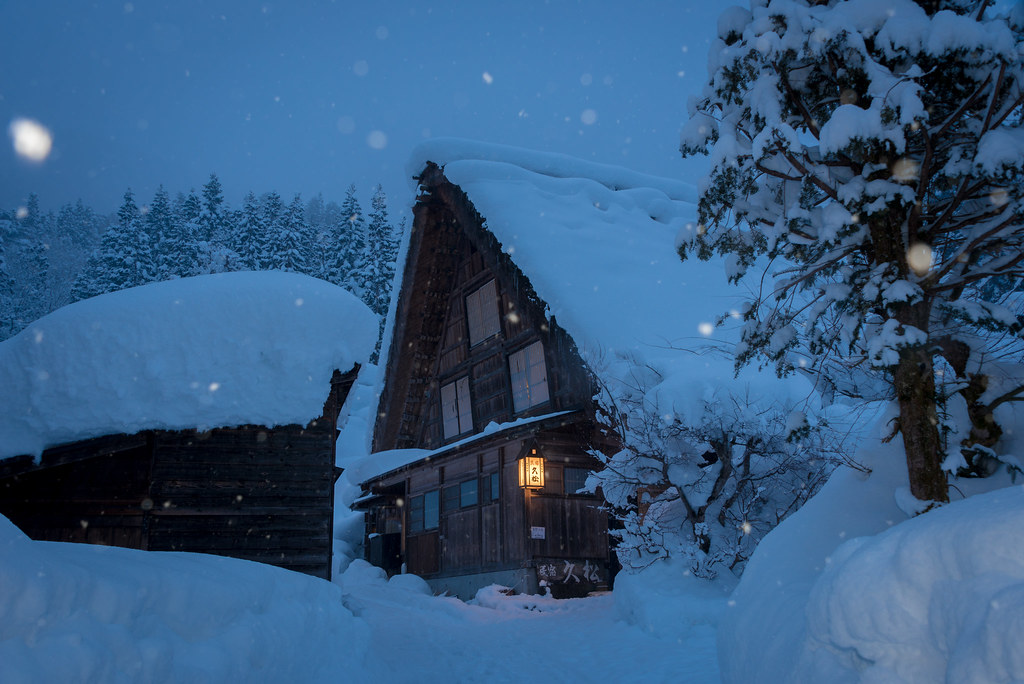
[269,194,310,273]
[200,173,229,244]
[679,0,1024,504]
[333,184,367,292]
[364,185,399,317]
[231,192,264,271]
[72,189,154,301]
[587,348,850,578]
[149,186,197,279]
[0,220,17,338]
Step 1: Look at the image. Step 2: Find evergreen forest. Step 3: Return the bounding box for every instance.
[0,174,403,354]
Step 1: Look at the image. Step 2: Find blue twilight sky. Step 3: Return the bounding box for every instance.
[1,1,722,216]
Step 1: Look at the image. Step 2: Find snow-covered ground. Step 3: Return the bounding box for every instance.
[0,512,722,683]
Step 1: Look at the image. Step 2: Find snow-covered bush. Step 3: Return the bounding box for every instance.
[680,0,1024,504]
[589,354,852,579]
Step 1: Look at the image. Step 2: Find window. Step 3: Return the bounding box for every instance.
[480,472,500,502]
[466,279,501,346]
[564,467,590,495]
[407,490,439,533]
[443,484,460,512]
[441,376,473,439]
[460,479,478,507]
[443,480,479,510]
[509,341,550,413]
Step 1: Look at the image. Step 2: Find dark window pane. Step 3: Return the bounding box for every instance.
[460,479,478,507]
[408,495,424,533]
[443,484,460,512]
[564,467,590,495]
[490,472,500,501]
[424,490,439,530]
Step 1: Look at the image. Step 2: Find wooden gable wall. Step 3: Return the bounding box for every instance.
[374,163,595,453]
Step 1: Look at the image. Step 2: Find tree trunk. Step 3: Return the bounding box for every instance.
[893,345,949,503]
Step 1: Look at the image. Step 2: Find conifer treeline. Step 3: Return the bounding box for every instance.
[0,175,403,350]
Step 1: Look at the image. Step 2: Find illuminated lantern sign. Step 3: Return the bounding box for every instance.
[518,450,545,489]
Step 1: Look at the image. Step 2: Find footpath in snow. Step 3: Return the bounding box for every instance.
[341,561,721,684]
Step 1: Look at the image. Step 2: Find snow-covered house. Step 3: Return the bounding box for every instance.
[358,140,751,598]
[0,271,377,579]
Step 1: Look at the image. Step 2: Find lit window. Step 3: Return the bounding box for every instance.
[441,376,472,439]
[466,279,501,346]
[509,341,549,413]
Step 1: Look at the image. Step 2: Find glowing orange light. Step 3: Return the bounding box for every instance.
[518,450,545,489]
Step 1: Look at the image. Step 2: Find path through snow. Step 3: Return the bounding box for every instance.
[342,565,720,683]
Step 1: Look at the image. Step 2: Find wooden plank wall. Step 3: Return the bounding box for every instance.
[146,423,336,578]
[0,441,152,548]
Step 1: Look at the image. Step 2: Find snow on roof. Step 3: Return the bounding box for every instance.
[0,271,379,460]
[347,410,579,485]
[410,139,807,420]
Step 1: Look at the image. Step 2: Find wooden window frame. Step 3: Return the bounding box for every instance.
[466,279,501,347]
[407,490,440,533]
[564,467,591,496]
[440,376,473,439]
[509,340,550,413]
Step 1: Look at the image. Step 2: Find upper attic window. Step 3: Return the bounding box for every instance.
[509,341,550,413]
[466,279,501,346]
[441,376,473,439]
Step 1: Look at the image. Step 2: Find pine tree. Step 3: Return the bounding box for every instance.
[679,0,1024,504]
[72,189,154,301]
[270,194,310,273]
[232,192,264,270]
[364,185,398,316]
[147,186,179,280]
[0,222,17,338]
[200,173,228,243]
[10,194,51,325]
[333,184,367,291]
[258,192,284,271]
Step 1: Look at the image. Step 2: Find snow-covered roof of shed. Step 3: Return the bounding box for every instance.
[0,271,379,460]
[409,139,793,418]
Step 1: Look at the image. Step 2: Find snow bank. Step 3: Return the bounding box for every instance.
[718,406,1024,684]
[0,514,371,683]
[613,557,735,644]
[0,271,378,460]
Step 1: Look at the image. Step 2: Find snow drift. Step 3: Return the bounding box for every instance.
[718,410,1024,684]
[0,514,371,683]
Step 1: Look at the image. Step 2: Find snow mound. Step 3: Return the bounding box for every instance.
[0,513,371,683]
[801,486,1024,683]
[0,271,378,460]
[718,406,1024,684]
[613,557,735,644]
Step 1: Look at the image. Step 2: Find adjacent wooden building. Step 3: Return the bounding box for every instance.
[360,159,620,598]
[0,367,359,580]
[0,271,380,581]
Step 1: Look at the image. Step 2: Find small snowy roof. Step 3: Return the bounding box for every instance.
[349,410,579,485]
[409,139,801,422]
[0,271,378,460]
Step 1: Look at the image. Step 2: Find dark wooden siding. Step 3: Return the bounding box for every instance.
[373,164,597,454]
[145,423,336,578]
[0,436,152,548]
